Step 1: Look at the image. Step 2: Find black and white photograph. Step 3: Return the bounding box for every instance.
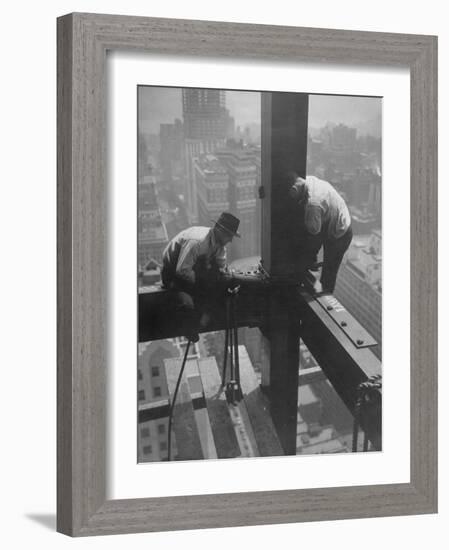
[1,0,441,544]
[137,86,382,462]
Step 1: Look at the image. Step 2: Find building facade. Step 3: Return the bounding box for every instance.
[216,144,259,261]
[138,339,179,462]
[159,119,184,182]
[193,154,230,228]
[334,231,382,359]
[182,89,233,223]
[138,338,201,462]
[138,176,169,268]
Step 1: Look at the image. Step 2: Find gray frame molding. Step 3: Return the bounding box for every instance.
[57,12,437,536]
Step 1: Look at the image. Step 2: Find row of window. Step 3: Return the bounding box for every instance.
[140,424,165,438]
[238,187,256,200]
[142,441,167,455]
[138,386,162,401]
[207,189,228,203]
[138,366,161,380]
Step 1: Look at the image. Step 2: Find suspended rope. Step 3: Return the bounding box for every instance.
[221,286,242,404]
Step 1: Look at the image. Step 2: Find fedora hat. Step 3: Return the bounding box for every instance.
[213,212,241,238]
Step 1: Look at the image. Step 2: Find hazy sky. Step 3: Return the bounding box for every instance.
[138,87,261,134]
[138,86,381,135]
[308,94,381,131]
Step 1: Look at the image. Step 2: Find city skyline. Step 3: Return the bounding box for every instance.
[138,86,381,137]
[139,87,261,134]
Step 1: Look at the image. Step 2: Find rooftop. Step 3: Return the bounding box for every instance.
[194,154,227,175]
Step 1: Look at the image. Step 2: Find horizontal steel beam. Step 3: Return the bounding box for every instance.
[298,290,382,450]
[138,282,382,451]
[138,284,266,342]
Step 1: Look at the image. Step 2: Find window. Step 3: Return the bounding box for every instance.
[138,390,145,401]
[143,445,152,455]
[138,369,143,381]
[151,366,160,377]
[140,427,150,438]
[158,424,165,435]
[153,386,162,398]
[159,441,167,451]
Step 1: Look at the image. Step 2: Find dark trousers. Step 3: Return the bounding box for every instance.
[321,226,353,293]
[161,265,199,332]
[161,265,225,336]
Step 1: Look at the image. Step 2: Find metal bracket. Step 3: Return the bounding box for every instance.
[314,294,378,349]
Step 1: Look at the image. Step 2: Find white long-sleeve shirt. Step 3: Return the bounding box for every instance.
[162,226,226,285]
[303,176,351,239]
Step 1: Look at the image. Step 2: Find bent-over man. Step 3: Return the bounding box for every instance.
[289,174,352,294]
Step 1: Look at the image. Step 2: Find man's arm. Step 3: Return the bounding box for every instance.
[175,240,200,288]
[304,204,322,235]
[214,246,227,271]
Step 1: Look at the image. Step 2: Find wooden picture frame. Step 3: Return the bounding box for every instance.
[57,12,437,536]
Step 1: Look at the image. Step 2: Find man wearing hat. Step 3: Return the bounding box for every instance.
[289,174,352,294]
[160,212,240,341]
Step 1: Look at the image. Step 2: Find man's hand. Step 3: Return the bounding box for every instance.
[217,269,240,290]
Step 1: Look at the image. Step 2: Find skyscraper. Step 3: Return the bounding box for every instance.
[193,154,230,227]
[137,176,169,268]
[159,119,184,182]
[216,144,259,260]
[182,89,233,223]
[138,339,179,462]
[334,230,382,359]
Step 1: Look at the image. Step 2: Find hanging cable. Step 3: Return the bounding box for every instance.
[221,295,231,386]
[167,339,191,461]
[228,314,235,400]
[222,286,242,404]
[231,290,240,389]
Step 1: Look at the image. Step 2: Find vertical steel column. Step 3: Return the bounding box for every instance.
[261,92,309,455]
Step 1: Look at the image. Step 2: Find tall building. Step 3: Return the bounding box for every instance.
[331,123,357,150]
[159,119,184,182]
[193,154,230,226]
[334,230,382,359]
[138,338,201,462]
[366,167,382,220]
[138,176,169,268]
[216,144,259,260]
[348,167,382,214]
[182,89,232,223]
[138,339,179,462]
[183,89,230,139]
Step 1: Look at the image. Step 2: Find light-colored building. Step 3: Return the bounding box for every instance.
[159,119,184,182]
[137,338,201,462]
[182,89,232,223]
[216,145,259,260]
[334,230,382,359]
[138,176,169,268]
[193,154,230,226]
